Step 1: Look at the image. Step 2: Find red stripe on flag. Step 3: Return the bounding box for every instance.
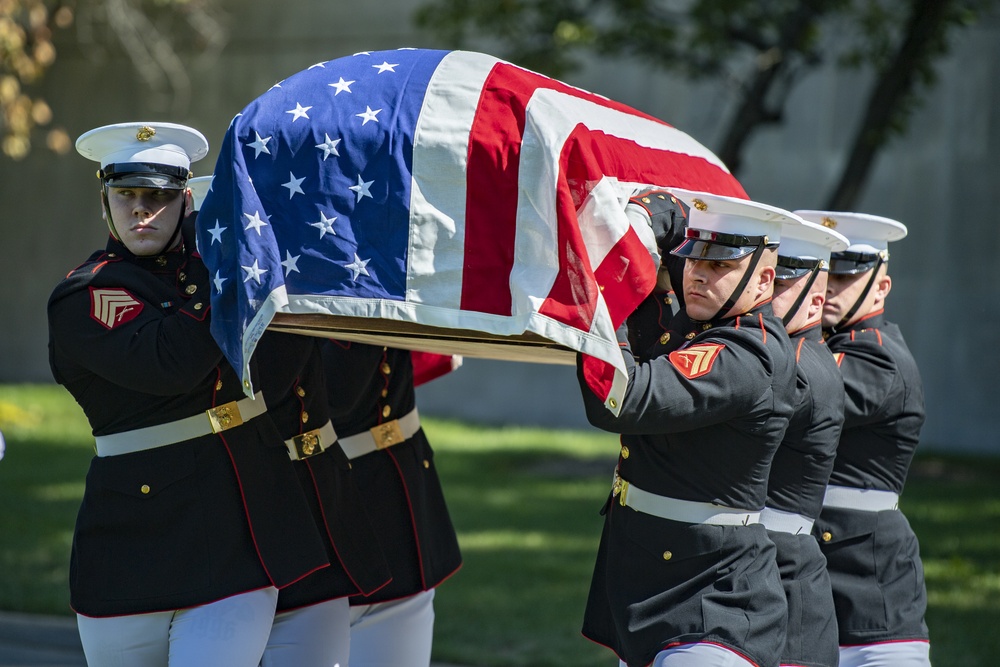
[462,63,673,318]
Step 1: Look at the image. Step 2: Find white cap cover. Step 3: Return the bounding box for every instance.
[793,210,906,256]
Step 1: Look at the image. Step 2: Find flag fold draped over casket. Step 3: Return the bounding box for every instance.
[196,48,746,414]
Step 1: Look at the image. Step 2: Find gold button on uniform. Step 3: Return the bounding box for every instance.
[685,332,696,340]
[662,551,672,561]
[140,484,150,495]
[193,302,203,310]
[156,256,167,266]
[382,405,391,418]
[296,386,306,397]
[702,323,712,330]
[380,363,391,375]
[179,272,187,281]
[423,460,430,469]
[821,531,832,542]
[380,389,388,398]
[663,296,672,306]
[659,333,670,345]
[185,284,197,295]
[609,398,618,409]
[300,411,309,423]
[216,380,223,391]
[620,445,630,459]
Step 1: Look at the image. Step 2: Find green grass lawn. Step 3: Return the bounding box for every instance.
[1,384,998,666]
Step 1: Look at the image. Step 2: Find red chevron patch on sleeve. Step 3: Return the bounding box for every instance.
[90,287,143,329]
[668,343,724,379]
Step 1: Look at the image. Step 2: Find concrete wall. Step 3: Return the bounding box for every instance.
[3,1,997,453]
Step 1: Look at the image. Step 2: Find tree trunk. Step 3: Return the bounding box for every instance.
[716,2,828,174]
[825,0,953,209]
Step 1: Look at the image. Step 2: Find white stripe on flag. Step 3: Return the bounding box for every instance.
[408,50,500,309]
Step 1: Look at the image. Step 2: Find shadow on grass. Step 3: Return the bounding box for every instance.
[0,434,91,616]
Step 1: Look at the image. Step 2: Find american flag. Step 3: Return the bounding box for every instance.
[196,48,746,413]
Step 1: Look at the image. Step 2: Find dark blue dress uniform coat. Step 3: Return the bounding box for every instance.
[813,310,930,646]
[765,323,843,667]
[322,342,462,604]
[577,300,796,667]
[255,332,391,611]
[47,226,329,617]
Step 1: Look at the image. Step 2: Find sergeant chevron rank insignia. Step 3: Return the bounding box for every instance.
[90,287,143,329]
[668,343,724,379]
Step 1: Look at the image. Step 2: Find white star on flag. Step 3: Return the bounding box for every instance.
[310,212,337,239]
[349,174,374,202]
[308,62,326,69]
[328,77,354,95]
[315,134,341,160]
[281,250,301,276]
[372,61,398,73]
[344,253,370,281]
[248,132,272,158]
[355,106,381,125]
[286,102,313,121]
[208,220,227,245]
[282,172,306,198]
[243,210,269,235]
[241,259,268,284]
[213,270,228,294]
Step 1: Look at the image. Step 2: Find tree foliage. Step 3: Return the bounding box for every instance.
[415,0,996,207]
[0,0,226,161]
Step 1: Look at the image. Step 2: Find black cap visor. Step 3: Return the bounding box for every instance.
[101,162,189,190]
[670,228,772,261]
[776,256,822,280]
[829,251,880,275]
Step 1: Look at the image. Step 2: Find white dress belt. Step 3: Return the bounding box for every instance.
[94,392,267,457]
[612,469,760,526]
[338,408,420,460]
[822,485,900,511]
[759,507,815,535]
[283,421,338,462]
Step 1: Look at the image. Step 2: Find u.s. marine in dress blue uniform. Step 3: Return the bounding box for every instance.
[765,219,850,667]
[253,331,391,666]
[797,210,930,667]
[577,190,802,667]
[322,341,462,667]
[48,122,330,666]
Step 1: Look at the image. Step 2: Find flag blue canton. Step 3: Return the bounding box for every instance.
[197,48,449,371]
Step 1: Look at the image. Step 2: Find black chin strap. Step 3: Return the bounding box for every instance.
[708,243,768,322]
[781,268,821,328]
[834,256,884,332]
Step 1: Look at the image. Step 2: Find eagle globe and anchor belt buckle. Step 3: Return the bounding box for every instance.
[371,419,406,450]
[206,400,245,433]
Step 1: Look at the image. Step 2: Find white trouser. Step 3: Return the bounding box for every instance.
[349,589,436,667]
[262,597,350,667]
[618,643,757,667]
[839,641,932,667]
[77,587,278,667]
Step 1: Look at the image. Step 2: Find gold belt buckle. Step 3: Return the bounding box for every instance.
[206,400,244,434]
[292,429,324,460]
[612,470,629,507]
[370,419,405,450]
